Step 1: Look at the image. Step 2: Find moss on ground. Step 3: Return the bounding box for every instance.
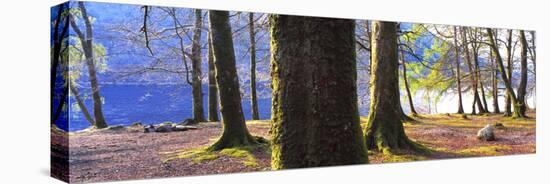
[162,141,269,167]
[456,145,512,156]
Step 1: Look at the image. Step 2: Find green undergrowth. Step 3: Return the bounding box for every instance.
[162,140,270,167]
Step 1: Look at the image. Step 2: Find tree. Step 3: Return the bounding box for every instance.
[453,26,465,114]
[207,33,219,122]
[487,28,525,118]
[364,21,422,154]
[207,10,258,151]
[191,9,205,122]
[269,15,368,169]
[461,27,483,115]
[70,2,108,128]
[490,47,501,113]
[51,3,70,124]
[248,13,260,120]
[503,30,514,116]
[400,49,417,115]
[517,30,529,116]
[468,28,488,114]
[69,81,95,126]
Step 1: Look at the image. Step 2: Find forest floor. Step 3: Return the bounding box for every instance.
[57,112,535,183]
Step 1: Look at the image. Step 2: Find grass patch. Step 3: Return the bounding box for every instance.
[455,145,512,156]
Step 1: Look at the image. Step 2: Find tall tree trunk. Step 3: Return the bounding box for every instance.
[517,30,528,116]
[491,48,501,113]
[400,49,417,115]
[529,31,536,109]
[248,13,260,120]
[471,29,487,114]
[208,10,257,151]
[461,27,478,115]
[364,21,422,154]
[453,26,464,114]
[504,30,513,116]
[487,29,524,118]
[51,4,70,124]
[70,2,108,128]
[476,60,489,113]
[69,82,95,126]
[270,15,368,169]
[191,9,205,122]
[207,33,219,122]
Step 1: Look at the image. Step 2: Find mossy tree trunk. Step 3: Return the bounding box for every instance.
[248,13,260,120]
[487,29,524,118]
[517,30,528,116]
[364,21,422,154]
[191,9,205,122]
[503,30,513,116]
[453,26,465,114]
[70,2,108,128]
[207,33,220,122]
[208,10,257,151]
[269,15,368,169]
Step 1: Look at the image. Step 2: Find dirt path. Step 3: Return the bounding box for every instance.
[63,113,535,183]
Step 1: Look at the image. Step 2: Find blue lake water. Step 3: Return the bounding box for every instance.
[65,84,272,131]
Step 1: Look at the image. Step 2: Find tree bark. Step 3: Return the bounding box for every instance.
[207,32,219,122]
[461,27,478,115]
[487,29,524,118]
[453,26,465,114]
[364,21,422,154]
[517,30,528,116]
[51,4,70,124]
[191,9,205,122]
[207,10,257,151]
[69,82,95,126]
[504,30,513,116]
[471,29,488,114]
[269,15,368,169]
[70,2,108,128]
[400,49,417,115]
[490,48,501,113]
[248,13,260,120]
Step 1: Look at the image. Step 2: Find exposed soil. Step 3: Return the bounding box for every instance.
[56,113,535,183]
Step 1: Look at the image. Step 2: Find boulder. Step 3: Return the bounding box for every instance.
[477,124,495,141]
[155,123,174,133]
[144,125,156,133]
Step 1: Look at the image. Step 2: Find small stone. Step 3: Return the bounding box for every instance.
[477,124,496,141]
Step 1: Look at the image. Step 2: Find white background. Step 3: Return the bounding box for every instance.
[0,0,547,183]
